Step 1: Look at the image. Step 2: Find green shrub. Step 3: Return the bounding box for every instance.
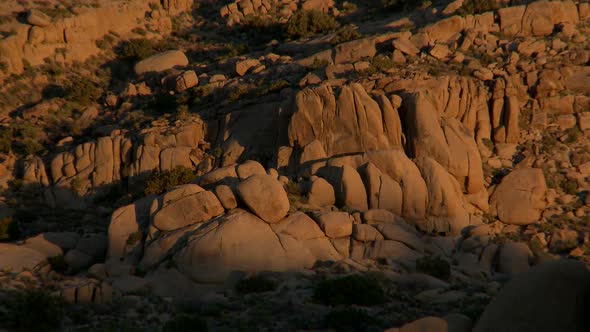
[325,307,381,332]
[143,167,196,196]
[457,0,501,15]
[118,38,155,60]
[150,92,178,113]
[415,256,451,280]
[163,314,208,332]
[286,10,340,39]
[313,274,386,306]
[561,178,578,195]
[65,76,102,105]
[47,255,67,273]
[2,289,66,332]
[0,127,13,153]
[235,275,277,294]
[331,24,362,44]
[0,217,20,241]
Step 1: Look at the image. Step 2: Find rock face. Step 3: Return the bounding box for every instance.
[0,243,47,272]
[0,0,175,78]
[475,259,590,332]
[134,50,189,75]
[490,168,547,225]
[236,175,290,223]
[288,83,403,160]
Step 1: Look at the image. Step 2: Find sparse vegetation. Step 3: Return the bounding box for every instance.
[118,38,156,61]
[313,274,386,306]
[143,167,196,196]
[1,289,66,332]
[65,76,102,105]
[286,10,341,39]
[0,217,20,241]
[325,307,381,332]
[415,256,451,281]
[235,274,278,294]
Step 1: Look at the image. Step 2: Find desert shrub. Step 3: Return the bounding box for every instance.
[118,38,155,61]
[566,127,581,144]
[2,289,66,332]
[47,255,67,273]
[143,167,196,196]
[0,127,12,153]
[313,274,386,306]
[325,307,381,332]
[126,231,143,246]
[0,60,8,73]
[227,84,252,102]
[561,178,579,195]
[235,275,278,294]
[256,79,291,97]
[286,10,340,39]
[331,24,362,44]
[65,76,102,105]
[150,92,178,113]
[163,314,208,332]
[415,256,451,280]
[381,0,421,11]
[0,217,20,241]
[457,0,501,15]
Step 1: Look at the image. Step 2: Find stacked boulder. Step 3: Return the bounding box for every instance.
[220,0,336,26]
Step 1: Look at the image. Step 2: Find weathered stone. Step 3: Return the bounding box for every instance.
[490,168,546,225]
[475,259,590,332]
[135,50,189,75]
[236,175,290,223]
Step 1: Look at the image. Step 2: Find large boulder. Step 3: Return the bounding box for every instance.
[152,191,225,231]
[490,168,546,225]
[474,259,590,332]
[174,210,300,282]
[236,175,290,223]
[134,50,189,75]
[317,165,368,211]
[0,244,47,272]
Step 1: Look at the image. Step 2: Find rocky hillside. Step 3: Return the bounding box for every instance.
[0,0,589,331]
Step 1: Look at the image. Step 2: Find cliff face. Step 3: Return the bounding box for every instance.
[0,0,182,79]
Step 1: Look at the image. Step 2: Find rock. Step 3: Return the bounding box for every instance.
[444,313,472,332]
[23,234,63,258]
[313,212,353,238]
[112,275,151,295]
[375,223,424,252]
[174,210,304,282]
[0,244,47,272]
[318,165,368,211]
[152,191,225,231]
[416,156,470,235]
[64,249,94,272]
[107,197,153,259]
[236,160,266,179]
[549,229,578,252]
[26,9,51,27]
[490,168,547,225]
[474,68,494,81]
[272,212,325,241]
[474,259,590,332]
[214,184,237,210]
[352,224,384,242]
[43,232,79,251]
[175,70,198,92]
[307,177,336,207]
[393,38,420,56]
[498,242,532,276]
[429,44,450,59]
[134,50,189,75]
[236,175,290,223]
[399,316,448,332]
[359,162,403,214]
[235,58,261,76]
[334,37,377,64]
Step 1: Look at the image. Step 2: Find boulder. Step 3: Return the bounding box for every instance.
[313,212,353,238]
[174,210,298,282]
[393,38,420,56]
[213,184,237,210]
[26,9,51,27]
[475,259,590,332]
[399,316,448,332]
[235,58,261,76]
[317,165,368,211]
[307,177,336,207]
[134,50,189,75]
[271,212,325,241]
[497,242,533,276]
[0,244,46,272]
[175,70,198,92]
[490,168,546,225]
[333,37,377,64]
[236,175,290,223]
[152,191,225,231]
[236,160,266,180]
